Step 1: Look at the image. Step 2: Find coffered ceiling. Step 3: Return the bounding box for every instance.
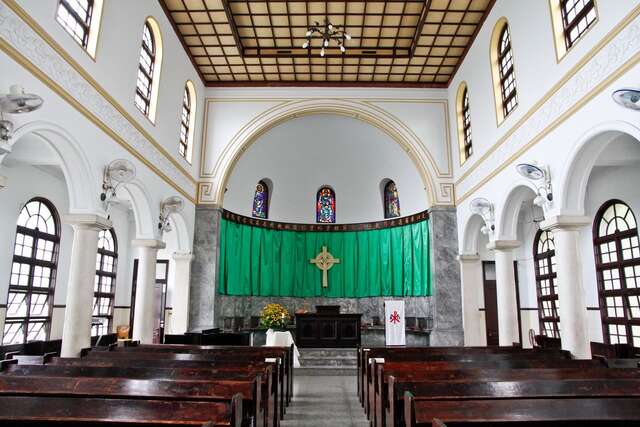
[160,0,495,86]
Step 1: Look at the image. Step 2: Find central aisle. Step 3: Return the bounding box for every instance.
[280,375,369,426]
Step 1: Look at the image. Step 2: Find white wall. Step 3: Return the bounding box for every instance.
[224,114,428,223]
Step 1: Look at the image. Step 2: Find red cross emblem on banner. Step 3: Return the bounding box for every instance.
[389,310,401,324]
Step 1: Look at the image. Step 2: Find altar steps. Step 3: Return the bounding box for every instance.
[296,348,357,376]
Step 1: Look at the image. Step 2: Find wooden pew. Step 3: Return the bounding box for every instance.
[1,361,272,427]
[385,367,640,427]
[405,393,640,426]
[365,351,575,420]
[83,347,289,418]
[0,395,243,426]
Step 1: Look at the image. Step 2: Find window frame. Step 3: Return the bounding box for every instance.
[92,228,117,337]
[461,87,473,160]
[592,199,640,348]
[56,0,94,49]
[533,229,560,338]
[179,86,191,160]
[497,25,518,118]
[135,22,156,117]
[560,0,598,49]
[2,198,60,345]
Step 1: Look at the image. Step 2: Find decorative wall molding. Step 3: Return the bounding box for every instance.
[222,209,429,232]
[0,1,197,203]
[455,4,640,204]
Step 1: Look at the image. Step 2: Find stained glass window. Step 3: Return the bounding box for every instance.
[534,229,560,338]
[252,180,269,219]
[3,198,59,345]
[384,180,401,219]
[135,22,155,116]
[316,187,336,224]
[92,229,117,337]
[593,200,640,347]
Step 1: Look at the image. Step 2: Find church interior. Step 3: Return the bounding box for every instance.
[0,0,639,425]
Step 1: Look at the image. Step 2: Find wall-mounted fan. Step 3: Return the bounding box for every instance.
[101,159,136,202]
[0,85,44,142]
[159,196,184,233]
[612,88,640,111]
[470,197,495,235]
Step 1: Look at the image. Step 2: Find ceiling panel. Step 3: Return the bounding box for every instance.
[160,0,495,86]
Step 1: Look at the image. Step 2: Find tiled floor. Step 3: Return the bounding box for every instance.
[281,375,369,426]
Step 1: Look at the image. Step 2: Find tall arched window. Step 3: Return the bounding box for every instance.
[179,81,197,163]
[56,0,103,58]
[384,180,401,219]
[490,19,518,123]
[252,180,269,219]
[550,0,598,60]
[316,187,336,224]
[135,18,163,122]
[2,198,60,345]
[92,229,117,337]
[593,200,640,347]
[534,229,560,338]
[456,82,473,164]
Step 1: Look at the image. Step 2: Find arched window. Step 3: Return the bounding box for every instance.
[92,229,117,337]
[456,82,473,163]
[2,198,60,345]
[550,0,598,60]
[534,229,560,338]
[56,0,103,57]
[490,19,518,123]
[593,200,640,347]
[179,81,197,163]
[316,187,336,224]
[384,180,401,219]
[252,180,269,219]
[135,18,163,122]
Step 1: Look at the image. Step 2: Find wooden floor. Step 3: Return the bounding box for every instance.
[281,375,368,426]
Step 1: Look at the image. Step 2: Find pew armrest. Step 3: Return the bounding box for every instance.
[4,351,20,360]
[403,391,415,427]
[0,359,18,370]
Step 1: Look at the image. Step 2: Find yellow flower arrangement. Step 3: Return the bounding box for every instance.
[260,303,290,329]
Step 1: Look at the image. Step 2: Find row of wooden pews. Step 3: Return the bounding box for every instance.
[0,341,294,426]
[358,345,640,427]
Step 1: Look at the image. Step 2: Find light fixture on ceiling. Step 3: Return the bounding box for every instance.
[101,159,136,207]
[159,196,184,233]
[516,162,553,208]
[470,197,495,235]
[0,85,44,142]
[302,18,351,57]
[612,88,640,111]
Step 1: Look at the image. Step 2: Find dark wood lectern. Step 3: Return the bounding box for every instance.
[295,305,362,348]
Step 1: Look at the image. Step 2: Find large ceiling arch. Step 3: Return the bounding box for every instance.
[199,98,453,207]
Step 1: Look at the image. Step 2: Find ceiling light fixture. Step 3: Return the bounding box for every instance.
[516,162,553,208]
[302,19,351,57]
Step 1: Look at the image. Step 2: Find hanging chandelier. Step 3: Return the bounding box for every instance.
[302,19,351,57]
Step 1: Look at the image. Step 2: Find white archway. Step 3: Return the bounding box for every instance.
[206,99,449,207]
[116,180,156,239]
[461,213,486,255]
[497,183,539,241]
[559,121,640,215]
[3,121,100,214]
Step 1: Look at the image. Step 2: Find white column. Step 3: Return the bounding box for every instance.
[487,240,521,346]
[61,214,112,357]
[169,252,193,334]
[458,254,485,346]
[131,239,166,343]
[541,215,592,359]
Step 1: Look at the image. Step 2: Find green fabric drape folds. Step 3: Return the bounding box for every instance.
[218,217,431,297]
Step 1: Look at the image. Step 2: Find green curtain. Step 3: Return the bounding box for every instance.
[218,217,431,297]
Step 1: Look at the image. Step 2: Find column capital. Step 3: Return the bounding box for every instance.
[540,215,591,231]
[132,239,166,250]
[62,214,112,231]
[172,251,194,261]
[457,253,480,262]
[486,239,520,251]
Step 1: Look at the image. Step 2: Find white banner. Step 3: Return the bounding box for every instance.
[384,300,406,346]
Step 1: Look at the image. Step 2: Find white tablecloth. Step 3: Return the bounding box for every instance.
[265,329,300,367]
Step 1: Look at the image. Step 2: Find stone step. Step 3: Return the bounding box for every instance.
[294,367,358,376]
[298,357,358,368]
[297,348,357,359]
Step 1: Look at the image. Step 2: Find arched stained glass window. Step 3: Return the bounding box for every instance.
[534,229,560,338]
[93,229,117,337]
[252,180,269,219]
[593,200,640,347]
[384,180,401,219]
[3,198,60,345]
[316,187,336,224]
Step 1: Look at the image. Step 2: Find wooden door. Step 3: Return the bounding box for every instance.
[128,260,139,338]
[482,261,499,346]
